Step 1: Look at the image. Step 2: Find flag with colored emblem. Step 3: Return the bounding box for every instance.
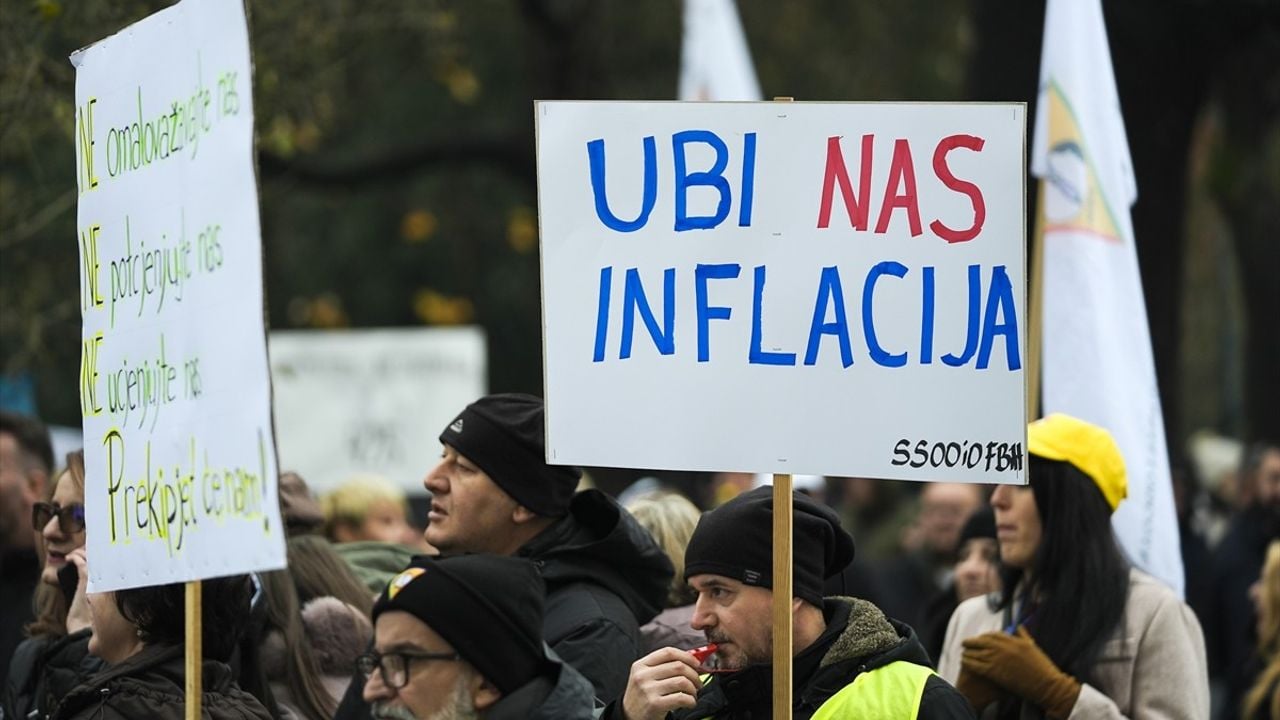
[1032,0,1183,595]
[678,0,761,101]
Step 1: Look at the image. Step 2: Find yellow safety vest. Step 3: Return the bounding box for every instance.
[690,661,934,719]
[810,660,935,720]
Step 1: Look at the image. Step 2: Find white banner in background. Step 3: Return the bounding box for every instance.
[270,328,487,495]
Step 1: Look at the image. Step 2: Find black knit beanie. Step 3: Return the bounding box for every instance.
[372,555,547,695]
[958,506,996,547]
[683,485,855,606]
[438,393,581,517]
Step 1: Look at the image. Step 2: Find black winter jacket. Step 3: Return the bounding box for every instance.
[4,629,104,720]
[517,489,673,702]
[0,548,39,689]
[47,643,271,720]
[486,657,597,720]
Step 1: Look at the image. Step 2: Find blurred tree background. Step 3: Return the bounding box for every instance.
[1,0,1276,454]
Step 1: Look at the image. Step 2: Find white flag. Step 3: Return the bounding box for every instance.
[1033,0,1184,595]
[678,0,761,101]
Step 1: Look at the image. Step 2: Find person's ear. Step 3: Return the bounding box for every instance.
[471,674,502,711]
[330,520,360,543]
[512,504,540,525]
[792,597,805,613]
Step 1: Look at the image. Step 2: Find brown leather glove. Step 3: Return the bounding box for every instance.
[960,626,1081,719]
[955,664,1006,713]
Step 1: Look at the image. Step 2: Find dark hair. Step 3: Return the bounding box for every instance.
[115,574,252,662]
[286,535,373,616]
[995,456,1130,682]
[1242,441,1280,506]
[1242,441,1280,477]
[0,411,53,475]
[258,570,337,720]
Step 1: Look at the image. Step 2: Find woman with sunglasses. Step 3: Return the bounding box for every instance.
[3,450,101,720]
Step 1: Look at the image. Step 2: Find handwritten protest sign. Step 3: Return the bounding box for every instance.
[537,102,1026,483]
[72,0,285,591]
[270,327,487,494]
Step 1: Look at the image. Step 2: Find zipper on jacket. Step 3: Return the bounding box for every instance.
[95,688,110,720]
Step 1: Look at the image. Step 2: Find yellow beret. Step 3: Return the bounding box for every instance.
[1028,413,1127,512]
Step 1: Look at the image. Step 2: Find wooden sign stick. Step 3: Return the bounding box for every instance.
[769,94,796,720]
[185,580,202,720]
[773,472,794,719]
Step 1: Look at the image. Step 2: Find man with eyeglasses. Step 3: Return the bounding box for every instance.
[0,411,54,685]
[359,553,596,720]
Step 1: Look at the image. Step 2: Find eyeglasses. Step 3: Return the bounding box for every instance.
[356,649,460,689]
[32,502,85,534]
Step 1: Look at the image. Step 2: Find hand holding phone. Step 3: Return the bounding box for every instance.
[62,548,92,634]
[57,562,78,606]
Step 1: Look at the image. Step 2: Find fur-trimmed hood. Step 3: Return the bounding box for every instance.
[817,596,932,671]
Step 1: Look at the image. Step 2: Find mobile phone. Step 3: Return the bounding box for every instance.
[57,562,79,607]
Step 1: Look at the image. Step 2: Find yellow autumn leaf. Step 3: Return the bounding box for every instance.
[413,289,474,325]
[507,207,537,254]
[401,209,438,244]
[309,293,349,328]
[446,66,481,105]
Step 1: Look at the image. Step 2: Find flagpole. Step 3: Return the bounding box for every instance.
[1027,180,1045,422]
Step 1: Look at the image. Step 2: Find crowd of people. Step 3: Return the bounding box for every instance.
[0,403,1276,719]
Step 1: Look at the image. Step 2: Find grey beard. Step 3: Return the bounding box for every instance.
[370,676,480,720]
[370,705,419,720]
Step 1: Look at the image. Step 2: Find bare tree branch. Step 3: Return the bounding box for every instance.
[257,135,535,188]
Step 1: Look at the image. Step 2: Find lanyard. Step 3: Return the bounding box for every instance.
[1004,595,1036,634]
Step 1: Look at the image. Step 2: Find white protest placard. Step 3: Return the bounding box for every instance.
[537,101,1027,483]
[269,327,487,494]
[72,0,285,591]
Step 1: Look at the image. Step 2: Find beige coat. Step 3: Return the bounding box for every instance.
[938,569,1209,719]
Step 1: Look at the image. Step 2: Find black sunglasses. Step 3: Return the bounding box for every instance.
[32,502,85,534]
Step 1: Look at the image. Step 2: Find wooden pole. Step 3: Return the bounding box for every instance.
[1027,180,1045,423]
[772,474,793,719]
[185,580,202,720]
[770,94,796,720]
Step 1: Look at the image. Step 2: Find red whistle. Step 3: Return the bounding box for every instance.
[689,643,719,664]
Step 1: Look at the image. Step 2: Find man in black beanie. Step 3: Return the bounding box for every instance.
[360,554,595,719]
[608,486,974,720]
[419,393,673,702]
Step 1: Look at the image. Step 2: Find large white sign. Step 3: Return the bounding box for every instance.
[73,0,285,591]
[270,328,487,494]
[537,101,1027,482]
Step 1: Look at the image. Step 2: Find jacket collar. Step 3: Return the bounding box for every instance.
[816,596,905,669]
[485,659,597,720]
